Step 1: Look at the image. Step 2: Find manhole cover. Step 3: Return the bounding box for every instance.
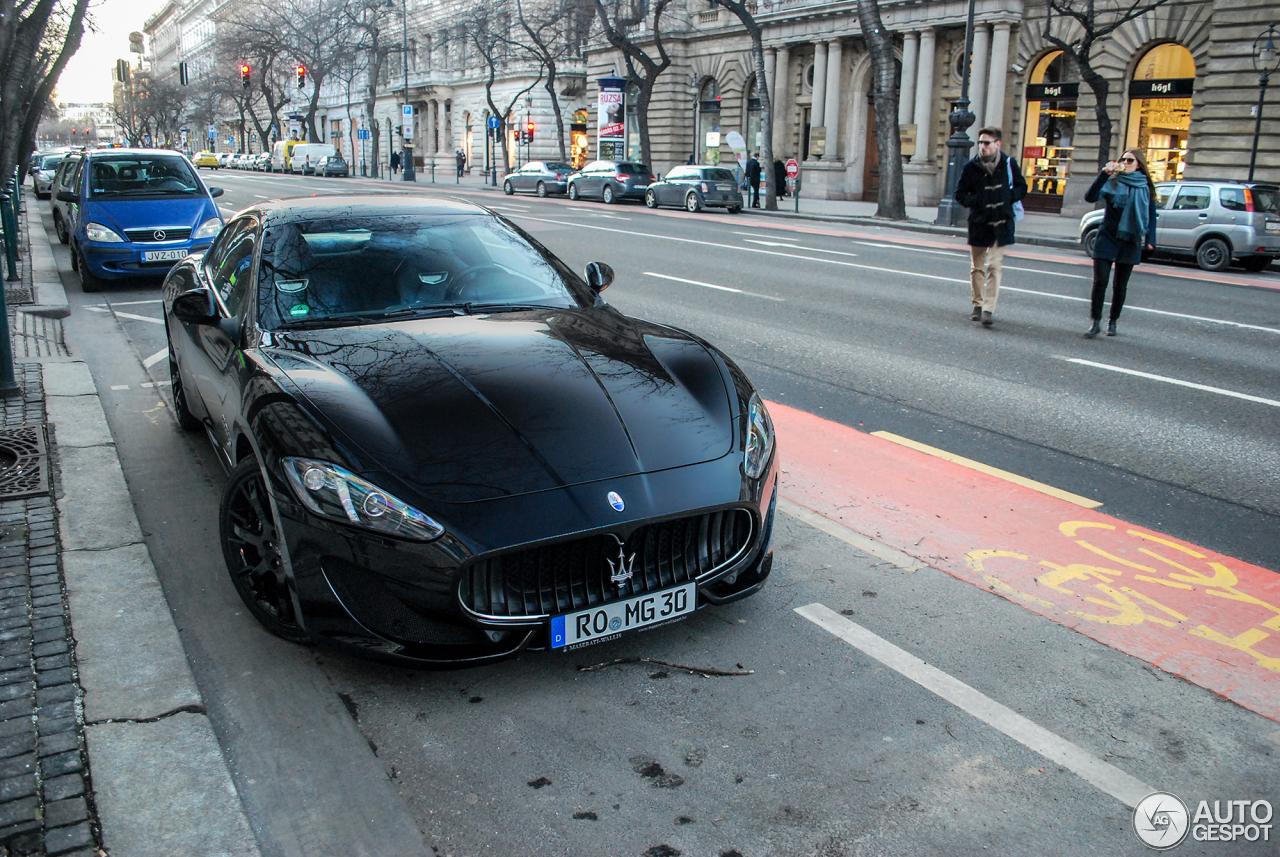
[0,426,49,500]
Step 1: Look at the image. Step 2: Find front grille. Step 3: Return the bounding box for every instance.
[124,227,191,243]
[460,509,754,619]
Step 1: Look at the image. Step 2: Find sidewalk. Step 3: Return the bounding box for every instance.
[0,187,259,856]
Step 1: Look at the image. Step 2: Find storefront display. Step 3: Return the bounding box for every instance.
[1125,44,1195,183]
[1020,51,1076,213]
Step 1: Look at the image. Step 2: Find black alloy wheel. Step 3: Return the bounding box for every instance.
[1196,237,1230,272]
[220,458,308,642]
[168,340,202,432]
[645,189,658,208]
[77,249,102,293]
[53,212,69,244]
[568,183,579,201]
[503,180,514,195]
[536,182,547,197]
[602,184,616,204]
[685,192,702,213]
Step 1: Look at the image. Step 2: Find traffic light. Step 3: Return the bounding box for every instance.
[116,59,130,84]
[179,61,189,86]
[297,65,306,89]
[240,64,251,88]
[526,121,535,143]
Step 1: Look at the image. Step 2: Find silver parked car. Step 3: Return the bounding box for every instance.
[1080,180,1280,272]
[502,161,574,196]
[645,165,743,213]
[32,151,69,199]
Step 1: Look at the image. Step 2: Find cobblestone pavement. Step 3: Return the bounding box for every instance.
[0,191,101,855]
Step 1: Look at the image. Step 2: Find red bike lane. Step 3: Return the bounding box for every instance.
[769,401,1280,721]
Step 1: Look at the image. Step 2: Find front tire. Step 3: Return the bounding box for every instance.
[220,458,308,643]
[568,183,579,201]
[645,189,658,209]
[503,180,514,195]
[1196,237,1230,272]
[685,192,702,213]
[77,250,103,293]
[602,185,615,205]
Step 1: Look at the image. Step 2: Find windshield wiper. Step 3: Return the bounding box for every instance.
[448,303,565,315]
[278,306,462,328]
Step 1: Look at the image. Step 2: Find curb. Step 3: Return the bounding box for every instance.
[20,190,69,319]
[32,205,261,853]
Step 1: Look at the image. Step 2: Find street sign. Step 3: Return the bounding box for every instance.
[356,128,370,140]
[785,158,800,178]
[402,104,414,140]
[487,116,501,130]
[208,129,216,139]
[227,136,234,145]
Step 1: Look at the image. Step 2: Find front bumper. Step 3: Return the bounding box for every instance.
[34,175,55,194]
[82,240,215,279]
[274,448,779,668]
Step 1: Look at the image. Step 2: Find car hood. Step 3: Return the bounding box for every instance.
[263,308,735,503]
[85,198,214,234]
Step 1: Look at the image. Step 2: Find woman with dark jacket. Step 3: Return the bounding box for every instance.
[1083,150,1158,337]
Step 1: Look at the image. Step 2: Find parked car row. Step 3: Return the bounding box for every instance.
[503,160,744,214]
[1079,179,1280,272]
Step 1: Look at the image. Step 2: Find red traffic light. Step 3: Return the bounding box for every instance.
[240,64,251,88]
[296,65,306,88]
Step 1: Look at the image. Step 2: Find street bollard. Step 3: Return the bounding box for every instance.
[0,194,17,281]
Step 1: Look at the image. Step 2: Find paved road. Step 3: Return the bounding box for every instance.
[41,168,1280,856]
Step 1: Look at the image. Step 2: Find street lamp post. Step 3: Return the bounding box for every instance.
[935,0,979,226]
[392,0,415,182]
[1249,23,1279,182]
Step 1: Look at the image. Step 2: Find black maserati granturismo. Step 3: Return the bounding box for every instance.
[163,195,778,667]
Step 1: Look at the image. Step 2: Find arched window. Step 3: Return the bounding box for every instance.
[1020,51,1079,212]
[1125,43,1195,182]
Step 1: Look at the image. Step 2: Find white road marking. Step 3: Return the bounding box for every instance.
[854,241,967,258]
[513,215,969,284]
[779,499,925,572]
[1007,287,1280,334]
[111,311,165,325]
[1061,357,1280,408]
[643,271,785,301]
[592,213,632,221]
[142,348,168,369]
[84,306,108,313]
[110,385,129,391]
[743,239,799,247]
[1002,265,1090,280]
[140,381,171,388]
[795,603,1154,808]
[108,299,163,307]
[254,194,271,199]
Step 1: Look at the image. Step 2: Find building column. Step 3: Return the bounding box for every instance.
[822,39,844,156]
[899,31,919,126]
[969,23,991,132]
[985,22,1012,134]
[764,48,777,103]
[437,99,449,155]
[910,28,936,164]
[773,45,791,155]
[424,101,436,155]
[810,41,829,136]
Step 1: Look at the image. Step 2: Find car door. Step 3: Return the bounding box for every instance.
[657,167,687,205]
[1159,185,1211,252]
[192,217,258,455]
[521,163,542,192]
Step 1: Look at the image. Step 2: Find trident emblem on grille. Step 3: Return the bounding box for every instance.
[606,535,635,587]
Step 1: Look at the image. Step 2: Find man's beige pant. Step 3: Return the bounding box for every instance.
[969,245,1004,312]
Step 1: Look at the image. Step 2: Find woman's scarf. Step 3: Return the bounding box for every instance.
[1101,171,1150,244]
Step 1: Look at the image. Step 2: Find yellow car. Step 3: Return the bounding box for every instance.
[192,151,219,169]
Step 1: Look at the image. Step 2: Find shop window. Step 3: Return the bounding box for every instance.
[698,79,722,164]
[1125,43,1195,183]
[1020,51,1078,213]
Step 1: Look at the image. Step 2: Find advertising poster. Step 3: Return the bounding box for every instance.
[597,81,625,140]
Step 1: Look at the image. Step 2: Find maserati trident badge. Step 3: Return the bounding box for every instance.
[607,491,625,512]
[606,535,635,587]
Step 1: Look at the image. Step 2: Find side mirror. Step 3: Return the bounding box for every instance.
[56,191,77,203]
[584,261,614,292]
[208,187,224,198]
[171,289,220,325]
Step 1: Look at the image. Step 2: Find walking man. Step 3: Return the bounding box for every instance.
[746,153,762,208]
[390,150,400,175]
[954,127,1027,327]
[456,149,466,178]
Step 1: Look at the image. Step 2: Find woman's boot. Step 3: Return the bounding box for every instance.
[1107,320,1118,336]
[1085,318,1102,338]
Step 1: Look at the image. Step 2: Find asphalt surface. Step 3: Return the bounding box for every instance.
[40,168,1280,856]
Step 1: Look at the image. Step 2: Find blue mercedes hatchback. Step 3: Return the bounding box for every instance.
[59,149,225,292]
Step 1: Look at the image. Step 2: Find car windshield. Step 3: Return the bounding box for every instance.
[87,155,202,198]
[40,155,64,170]
[1250,186,1279,213]
[703,169,736,182]
[258,214,590,329]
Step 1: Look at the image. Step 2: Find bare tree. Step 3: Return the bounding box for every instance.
[592,0,675,169]
[112,70,190,147]
[515,0,592,162]
[1042,0,1173,170]
[856,0,905,219]
[464,3,545,175]
[354,0,396,176]
[711,0,776,209]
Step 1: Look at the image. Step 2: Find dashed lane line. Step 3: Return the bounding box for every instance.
[870,431,1102,509]
[795,603,1154,809]
[1007,287,1280,334]
[143,348,168,369]
[643,272,785,301]
[1061,357,1280,408]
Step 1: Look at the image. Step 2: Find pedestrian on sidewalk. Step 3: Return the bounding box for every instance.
[774,159,787,197]
[390,151,400,175]
[746,153,762,208]
[456,149,466,178]
[1082,150,1157,338]
[955,127,1026,327]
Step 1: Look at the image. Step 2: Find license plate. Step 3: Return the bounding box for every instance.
[550,582,695,650]
[142,248,187,262]
[1266,221,1280,234]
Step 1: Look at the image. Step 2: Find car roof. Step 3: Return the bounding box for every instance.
[245,194,492,225]
[84,148,187,159]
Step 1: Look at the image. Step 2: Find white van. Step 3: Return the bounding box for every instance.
[290,144,337,175]
[271,140,301,173]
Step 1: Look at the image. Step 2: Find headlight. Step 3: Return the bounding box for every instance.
[193,217,223,240]
[282,457,444,541]
[84,222,123,243]
[743,392,774,479]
